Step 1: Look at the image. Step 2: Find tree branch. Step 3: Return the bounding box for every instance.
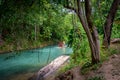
[103,0,120,48]
[85,0,93,28]
[64,5,77,13]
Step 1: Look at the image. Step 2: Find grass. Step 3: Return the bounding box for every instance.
[58,63,75,73]
[81,61,102,74]
[81,43,120,74]
[88,76,105,80]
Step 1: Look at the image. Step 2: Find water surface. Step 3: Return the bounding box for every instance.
[0,45,72,80]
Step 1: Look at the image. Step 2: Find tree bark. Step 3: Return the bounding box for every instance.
[85,0,100,63]
[76,0,100,64]
[103,0,120,48]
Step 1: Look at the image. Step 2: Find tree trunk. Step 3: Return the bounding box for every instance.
[76,0,100,64]
[103,0,120,48]
[65,0,100,64]
[85,0,100,63]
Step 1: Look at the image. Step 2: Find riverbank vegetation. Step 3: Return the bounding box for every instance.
[0,0,73,53]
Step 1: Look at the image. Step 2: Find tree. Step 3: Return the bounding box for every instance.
[62,0,120,64]
[65,0,100,64]
[103,0,120,48]
[0,0,72,51]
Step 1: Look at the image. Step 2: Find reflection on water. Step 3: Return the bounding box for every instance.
[0,45,72,80]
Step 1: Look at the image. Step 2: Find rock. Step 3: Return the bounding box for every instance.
[111,38,120,44]
[112,54,118,58]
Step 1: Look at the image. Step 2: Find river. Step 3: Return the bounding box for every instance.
[0,45,72,80]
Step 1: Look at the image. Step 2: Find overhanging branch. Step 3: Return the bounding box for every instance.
[64,0,77,13]
[64,5,77,13]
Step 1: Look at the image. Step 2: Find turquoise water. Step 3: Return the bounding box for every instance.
[0,45,72,80]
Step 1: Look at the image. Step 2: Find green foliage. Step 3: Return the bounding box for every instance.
[67,15,91,67]
[88,76,105,80]
[59,62,75,73]
[100,49,109,62]
[81,62,92,69]
[0,0,73,51]
[91,0,120,35]
[69,36,90,65]
[81,62,102,74]
[64,14,91,70]
[112,23,120,38]
[109,48,119,55]
[100,46,119,63]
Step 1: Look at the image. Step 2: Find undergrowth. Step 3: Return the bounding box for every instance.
[88,76,105,80]
[81,62,102,74]
[59,33,120,74]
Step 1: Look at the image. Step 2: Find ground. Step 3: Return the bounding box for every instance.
[84,53,120,80]
[51,43,120,80]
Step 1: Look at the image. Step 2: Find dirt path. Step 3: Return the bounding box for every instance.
[101,54,120,80]
[55,54,120,80]
[84,54,120,80]
[83,43,120,80]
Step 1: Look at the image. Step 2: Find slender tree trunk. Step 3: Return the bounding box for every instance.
[103,0,120,48]
[65,0,100,64]
[85,0,100,63]
[76,0,100,64]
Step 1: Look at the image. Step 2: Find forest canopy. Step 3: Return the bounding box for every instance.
[0,0,74,50]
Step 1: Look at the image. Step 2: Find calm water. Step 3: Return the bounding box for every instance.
[0,45,72,80]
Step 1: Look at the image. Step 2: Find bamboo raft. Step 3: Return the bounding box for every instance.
[36,55,70,80]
